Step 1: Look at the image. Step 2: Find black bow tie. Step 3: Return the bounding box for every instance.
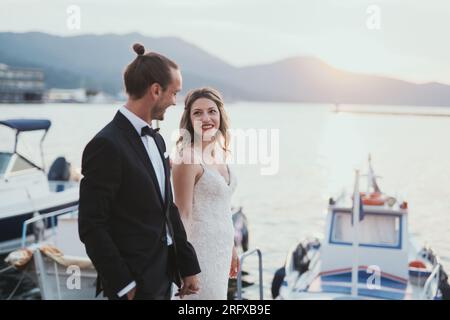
[141,126,159,138]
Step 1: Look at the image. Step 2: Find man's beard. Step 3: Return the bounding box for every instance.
[152,104,166,120]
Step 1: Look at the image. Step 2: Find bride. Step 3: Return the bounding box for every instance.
[172,87,239,300]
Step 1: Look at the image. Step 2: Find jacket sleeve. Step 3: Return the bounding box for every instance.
[169,202,201,277]
[78,137,134,295]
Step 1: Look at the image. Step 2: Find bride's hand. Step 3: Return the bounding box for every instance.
[229,247,240,279]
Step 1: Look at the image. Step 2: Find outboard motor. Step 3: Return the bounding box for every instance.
[271,266,286,299]
[232,207,249,252]
[293,243,310,274]
[48,157,71,181]
[271,242,313,299]
[48,157,71,192]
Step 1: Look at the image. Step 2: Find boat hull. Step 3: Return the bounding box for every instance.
[0,201,79,254]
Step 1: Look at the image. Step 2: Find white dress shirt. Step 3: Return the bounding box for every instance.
[117,106,173,298]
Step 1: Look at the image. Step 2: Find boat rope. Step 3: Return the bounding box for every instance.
[0,265,15,274]
[6,271,25,300]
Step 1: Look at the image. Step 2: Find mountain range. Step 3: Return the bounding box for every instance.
[1,32,450,106]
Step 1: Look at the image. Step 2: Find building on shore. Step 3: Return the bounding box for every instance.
[46,88,117,103]
[46,88,87,103]
[0,64,45,103]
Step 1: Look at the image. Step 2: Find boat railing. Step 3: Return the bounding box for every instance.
[21,205,79,248]
[236,248,264,300]
[421,261,441,300]
[48,180,79,192]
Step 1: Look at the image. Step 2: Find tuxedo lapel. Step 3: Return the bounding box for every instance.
[113,112,165,207]
[153,134,176,241]
[153,134,171,208]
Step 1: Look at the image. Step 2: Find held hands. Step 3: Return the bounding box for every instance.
[229,247,240,279]
[127,287,136,300]
[175,274,200,299]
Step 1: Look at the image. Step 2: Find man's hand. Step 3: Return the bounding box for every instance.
[127,287,137,300]
[176,275,200,299]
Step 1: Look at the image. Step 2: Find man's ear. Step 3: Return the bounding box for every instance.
[149,83,161,98]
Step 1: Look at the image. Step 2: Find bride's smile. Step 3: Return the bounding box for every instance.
[201,123,215,132]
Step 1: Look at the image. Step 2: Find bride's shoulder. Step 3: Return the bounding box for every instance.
[172,145,200,165]
[172,146,203,176]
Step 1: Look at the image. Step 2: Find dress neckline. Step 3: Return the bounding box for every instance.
[203,164,231,187]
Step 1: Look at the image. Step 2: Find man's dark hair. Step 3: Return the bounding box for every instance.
[124,43,178,99]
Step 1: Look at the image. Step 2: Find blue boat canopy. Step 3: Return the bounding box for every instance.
[0,119,51,132]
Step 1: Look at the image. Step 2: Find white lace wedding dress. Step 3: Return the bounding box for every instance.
[178,163,237,300]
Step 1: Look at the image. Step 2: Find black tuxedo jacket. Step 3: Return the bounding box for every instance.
[78,111,200,297]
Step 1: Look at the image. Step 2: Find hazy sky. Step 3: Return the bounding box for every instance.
[1,0,449,84]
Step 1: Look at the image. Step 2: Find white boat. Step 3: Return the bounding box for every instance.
[272,156,450,300]
[4,205,251,300]
[0,119,79,254]
[4,207,103,300]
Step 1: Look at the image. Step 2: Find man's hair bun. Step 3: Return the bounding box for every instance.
[133,43,145,56]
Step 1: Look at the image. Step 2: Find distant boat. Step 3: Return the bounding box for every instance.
[272,156,449,300]
[46,88,87,103]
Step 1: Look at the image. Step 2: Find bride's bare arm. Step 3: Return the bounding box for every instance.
[172,162,198,226]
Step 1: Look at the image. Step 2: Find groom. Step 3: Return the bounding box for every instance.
[78,43,200,300]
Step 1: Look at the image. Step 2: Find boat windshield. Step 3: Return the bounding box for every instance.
[331,211,401,248]
[0,152,12,176]
[0,152,40,176]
